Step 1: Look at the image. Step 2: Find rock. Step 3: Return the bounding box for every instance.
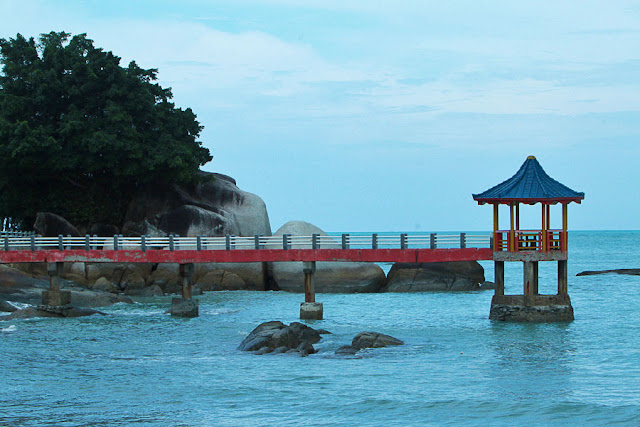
[272,346,289,354]
[335,345,359,356]
[66,289,133,307]
[317,329,332,335]
[2,305,106,320]
[125,284,163,297]
[480,281,496,290]
[61,273,88,288]
[194,263,267,291]
[122,272,147,295]
[195,270,248,291]
[352,332,404,349]
[92,277,117,293]
[69,263,86,277]
[254,346,273,355]
[122,171,271,237]
[271,221,386,293]
[149,265,181,294]
[33,212,81,237]
[383,261,485,292]
[238,321,322,353]
[577,269,640,276]
[89,223,120,236]
[0,300,18,312]
[296,341,316,356]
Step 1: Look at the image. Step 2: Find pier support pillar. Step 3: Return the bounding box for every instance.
[490,260,572,322]
[42,262,70,307]
[300,261,322,320]
[494,261,504,296]
[558,260,568,295]
[171,263,198,318]
[523,261,539,305]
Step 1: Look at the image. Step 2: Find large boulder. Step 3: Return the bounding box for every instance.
[271,221,386,293]
[33,212,81,237]
[122,171,271,237]
[382,261,485,292]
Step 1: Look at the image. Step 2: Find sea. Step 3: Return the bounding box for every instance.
[1,231,639,426]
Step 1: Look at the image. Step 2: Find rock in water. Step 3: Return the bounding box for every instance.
[238,321,323,355]
[2,306,106,320]
[383,262,485,292]
[271,221,386,293]
[0,300,18,313]
[351,332,404,349]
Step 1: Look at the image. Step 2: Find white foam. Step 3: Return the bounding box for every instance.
[1,325,17,333]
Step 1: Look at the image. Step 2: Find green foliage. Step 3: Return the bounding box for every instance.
[0,31,212,228]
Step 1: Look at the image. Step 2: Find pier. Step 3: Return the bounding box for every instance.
[0,156,583,321]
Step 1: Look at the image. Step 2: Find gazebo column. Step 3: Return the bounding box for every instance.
[509,204,515,251]
[562,203,568,251]
[541,204,547,251]
[493,203,500,250]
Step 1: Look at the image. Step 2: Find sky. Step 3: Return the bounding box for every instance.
[1,0,639,232]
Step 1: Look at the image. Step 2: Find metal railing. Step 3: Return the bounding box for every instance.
[1,233,492,252]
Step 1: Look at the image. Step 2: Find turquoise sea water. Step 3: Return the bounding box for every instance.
[1,231,639,426]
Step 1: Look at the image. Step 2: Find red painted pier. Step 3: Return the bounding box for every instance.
[0,156,584,321]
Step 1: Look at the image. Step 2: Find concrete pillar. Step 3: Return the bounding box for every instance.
[523,261,538,305]
[558,260,568,295]
[179,263,194,300]
[48,262,63,291]
[303,261,316,303]
[300,261,322,320]
[42,262,71,307]
[494,261,505,296]
[171,263,198,317]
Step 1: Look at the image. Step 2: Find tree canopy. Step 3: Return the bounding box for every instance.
[0,31,212,229]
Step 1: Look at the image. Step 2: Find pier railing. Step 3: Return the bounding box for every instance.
[494,230,565,252]
[2,233,492,252]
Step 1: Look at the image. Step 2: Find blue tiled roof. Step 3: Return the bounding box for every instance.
[473,156,585,204]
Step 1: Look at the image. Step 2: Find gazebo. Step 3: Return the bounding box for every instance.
[473,155,584,321]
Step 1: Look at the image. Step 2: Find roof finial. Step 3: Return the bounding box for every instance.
[527,155,536,160]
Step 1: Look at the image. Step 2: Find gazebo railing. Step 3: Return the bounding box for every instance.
[494,230,565,252]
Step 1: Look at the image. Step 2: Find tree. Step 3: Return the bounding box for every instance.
[0,31,212,229]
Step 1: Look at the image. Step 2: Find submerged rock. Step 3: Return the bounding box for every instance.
[352,332,404,349]
[577,269,640,276]
[1,306,106,320]
[335,332,404,356]
[238,321,324,356]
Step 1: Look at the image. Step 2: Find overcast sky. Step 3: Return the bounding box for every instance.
[2,1,639,232]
